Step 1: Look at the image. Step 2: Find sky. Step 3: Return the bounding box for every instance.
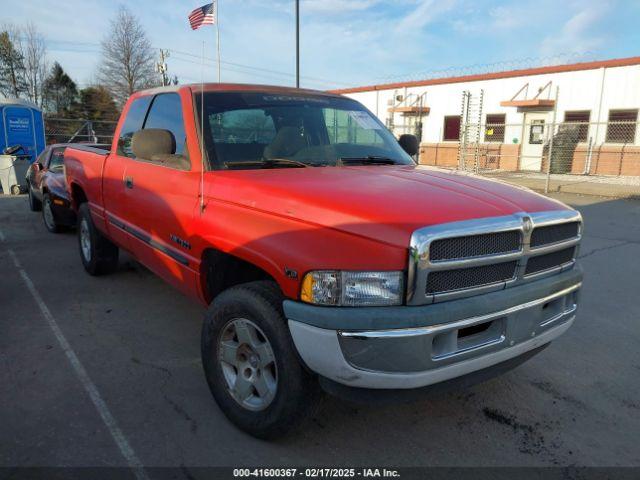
[5,0,640,91]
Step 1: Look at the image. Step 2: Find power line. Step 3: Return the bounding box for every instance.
[168,52,345,87]
[32,36,352,88]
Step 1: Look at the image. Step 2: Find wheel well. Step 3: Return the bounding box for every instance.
[71,184,87,210]
[201,249,277,303]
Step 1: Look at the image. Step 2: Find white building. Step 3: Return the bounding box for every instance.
[333,57,640,176]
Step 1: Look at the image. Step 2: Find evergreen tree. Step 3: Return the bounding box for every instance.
[75,85,119,121]
[42,62,78,115]
[0,30,28,98]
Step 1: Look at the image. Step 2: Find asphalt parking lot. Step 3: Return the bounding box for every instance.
[1,192,639,470]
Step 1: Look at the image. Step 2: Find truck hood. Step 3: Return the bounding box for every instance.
[209,165,568,248]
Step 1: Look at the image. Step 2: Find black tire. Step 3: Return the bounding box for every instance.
[201,280,319,439]
[10,184,21,195]
[42,193,62,233]
[77,203,119,275]
[28,185,41,211]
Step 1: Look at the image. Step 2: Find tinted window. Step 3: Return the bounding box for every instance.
[144,93,187,155]
[117,96,152,157]
[48,147,66,170]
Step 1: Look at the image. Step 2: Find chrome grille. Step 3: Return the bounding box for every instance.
[408,210,582,305]
[426,261,518,294]
[531,222,580,248]
[429,231,521,261]
[525,247,576,276]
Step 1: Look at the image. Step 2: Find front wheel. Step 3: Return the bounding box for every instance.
[42,193,61,233]
[28,186,41,212]
[201,281,319,439]
[77,203,119,275]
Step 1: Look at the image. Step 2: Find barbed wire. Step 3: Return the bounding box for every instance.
[374,51,598,84]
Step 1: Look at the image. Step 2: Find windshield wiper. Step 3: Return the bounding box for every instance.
[338,156,399,166]
[223,158,309,169]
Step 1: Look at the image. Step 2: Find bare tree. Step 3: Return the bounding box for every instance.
[20,22,48,106]
[98,6,157,105]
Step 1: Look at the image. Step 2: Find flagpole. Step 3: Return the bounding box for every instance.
[216,0,221,83]
[295,0,299,88]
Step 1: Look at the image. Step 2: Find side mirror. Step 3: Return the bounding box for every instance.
[32,162,42,172]
[131,129,176,160]
[398,134,419,156]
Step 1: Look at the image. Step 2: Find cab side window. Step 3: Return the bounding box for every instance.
[117,96,153,158]
[144,93,188,157]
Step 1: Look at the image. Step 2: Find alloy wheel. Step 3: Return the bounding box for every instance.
[218,318,278,411]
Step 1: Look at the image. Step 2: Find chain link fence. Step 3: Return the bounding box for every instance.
[419,120,640,197]
[44,117,117,145]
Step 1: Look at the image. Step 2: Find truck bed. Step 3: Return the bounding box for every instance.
[64,144,110,231]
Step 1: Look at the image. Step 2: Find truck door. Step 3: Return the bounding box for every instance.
[103,95,153,250]
[121,92,200,297]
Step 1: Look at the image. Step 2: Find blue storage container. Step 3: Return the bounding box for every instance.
[0,98,46,162]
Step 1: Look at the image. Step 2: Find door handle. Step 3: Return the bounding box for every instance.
[124,176,134,189]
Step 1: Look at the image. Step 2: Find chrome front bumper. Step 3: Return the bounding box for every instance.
[287,279,580,390]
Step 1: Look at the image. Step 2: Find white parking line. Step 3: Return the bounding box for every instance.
[7,249,149,480]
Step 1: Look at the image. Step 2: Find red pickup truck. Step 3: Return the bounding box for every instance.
[64,84,583,438]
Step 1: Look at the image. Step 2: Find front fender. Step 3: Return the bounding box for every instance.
[193,198,408,300]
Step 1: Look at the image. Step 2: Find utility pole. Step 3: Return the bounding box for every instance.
[156,49,170,87]
[295,0,300,88]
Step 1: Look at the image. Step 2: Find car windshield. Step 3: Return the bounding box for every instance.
[195,92,414,170]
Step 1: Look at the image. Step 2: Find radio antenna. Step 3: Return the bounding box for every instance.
[199,40,205,214]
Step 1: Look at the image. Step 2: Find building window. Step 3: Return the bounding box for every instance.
[485,114,505,142]
[563,110,590,142]
[606,109,638,143]
[443,116,461,141]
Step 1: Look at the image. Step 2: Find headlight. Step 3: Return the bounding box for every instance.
[300,271,403,307]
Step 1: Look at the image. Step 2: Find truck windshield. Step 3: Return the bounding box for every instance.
[195,92,414,170]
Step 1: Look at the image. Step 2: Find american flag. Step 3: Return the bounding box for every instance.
[189,2,215,30]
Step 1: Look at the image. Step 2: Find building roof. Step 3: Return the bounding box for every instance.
[329,56,640,95]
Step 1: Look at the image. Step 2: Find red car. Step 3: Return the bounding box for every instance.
[64,84,583,438]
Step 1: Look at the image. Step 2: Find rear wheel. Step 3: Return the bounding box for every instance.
[201,281,319,439]
[28,186,41,211]
[42,193,62,233]
[10,185,21,195]
[77,203,119,275]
